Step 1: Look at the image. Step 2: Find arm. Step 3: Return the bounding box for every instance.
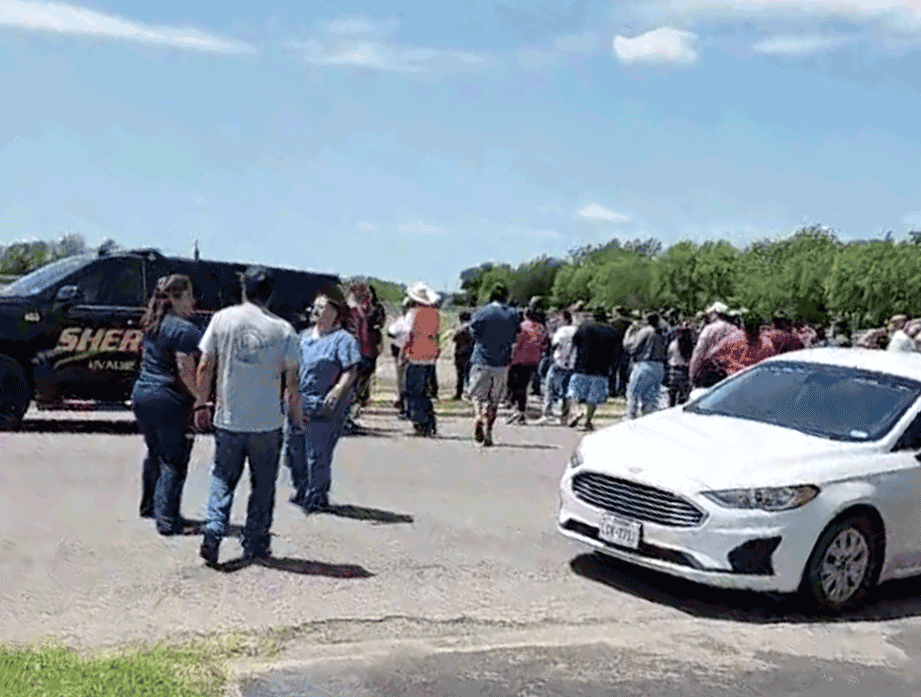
[192,352,216,432]
[284,366,302,427]
[175,351,202,400]
[325,367,358,411]
[688,327,711,382]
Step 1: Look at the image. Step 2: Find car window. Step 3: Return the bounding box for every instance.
[685,361,921,442]
[0,255,94,296]
[893,411,921,452]
[75,258,145,306]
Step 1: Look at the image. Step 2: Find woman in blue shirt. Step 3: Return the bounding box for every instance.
[286,285,360,513]
[131,274,207,536]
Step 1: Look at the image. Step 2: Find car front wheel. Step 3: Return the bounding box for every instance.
[801,515,881,614]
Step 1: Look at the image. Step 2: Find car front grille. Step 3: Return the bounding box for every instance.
[572,471,705,527]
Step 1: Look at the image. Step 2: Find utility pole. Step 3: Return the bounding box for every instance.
[193,238,200,261]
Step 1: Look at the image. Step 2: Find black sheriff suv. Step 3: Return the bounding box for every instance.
[0,247,338,430]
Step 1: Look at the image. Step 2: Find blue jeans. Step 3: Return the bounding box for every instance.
[542,364,573,415]
[131,389,193,535]
[285,415,345,506]
[626,361,665,419]
[204,428,282,555]
[405,363,436,430]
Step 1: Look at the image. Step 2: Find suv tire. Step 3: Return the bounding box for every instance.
[0,354,31,431]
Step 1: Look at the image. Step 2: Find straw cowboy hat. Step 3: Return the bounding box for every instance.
[705,301,729,315]
[406,281,440,306]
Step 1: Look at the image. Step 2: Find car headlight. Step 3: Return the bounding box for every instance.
[568,446,583,469]
[702,485,820,512]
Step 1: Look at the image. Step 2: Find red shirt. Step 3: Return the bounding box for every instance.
[706,329,778,376]
[511,318,549,366]
[765,329,805,354]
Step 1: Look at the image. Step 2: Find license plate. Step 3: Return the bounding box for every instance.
[598,513,642,549]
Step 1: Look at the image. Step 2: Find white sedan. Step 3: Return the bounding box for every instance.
[558,348,921,613]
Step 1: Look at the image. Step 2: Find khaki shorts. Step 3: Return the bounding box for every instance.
[466,364,508,405]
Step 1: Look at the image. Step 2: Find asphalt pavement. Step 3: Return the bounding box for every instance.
[5,403,921,697]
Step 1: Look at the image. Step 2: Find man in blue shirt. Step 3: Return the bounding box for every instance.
[467,282,520,446]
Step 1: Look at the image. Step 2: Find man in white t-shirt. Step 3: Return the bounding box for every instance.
[537,310,577,424]
[387,298,413,415]
[194,266,300,566]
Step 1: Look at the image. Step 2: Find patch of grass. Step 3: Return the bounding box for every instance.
[0,632,286,697]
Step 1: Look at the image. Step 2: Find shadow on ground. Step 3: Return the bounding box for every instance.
[211,556,375,577]
[319,504,414,525]
[570,552,921,623]
[19,417,141,434]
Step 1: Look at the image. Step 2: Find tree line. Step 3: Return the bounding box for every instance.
[457,225,921,331]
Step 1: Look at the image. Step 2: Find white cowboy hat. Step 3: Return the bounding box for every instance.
[406,281,440,306]
[705,301,729,315]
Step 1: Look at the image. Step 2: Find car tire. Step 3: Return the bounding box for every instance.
[800,514,882,615]
[0,354,31,431]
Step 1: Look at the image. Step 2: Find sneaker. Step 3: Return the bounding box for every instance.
[474,420,485,443]
[199,535,220,566]
[581,422,595,432]
[534,415,553,425]
[568,413,583,429]
[483,431,494,447]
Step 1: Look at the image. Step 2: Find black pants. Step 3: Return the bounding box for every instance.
[455,358,471,399]
[508,364,537,413]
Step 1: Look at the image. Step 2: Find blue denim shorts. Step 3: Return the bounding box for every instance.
[566,373,609,405]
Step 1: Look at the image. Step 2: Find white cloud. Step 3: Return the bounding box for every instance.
[752,33,857,54]
[399,221,447,235]
[577,204,632,224]
[357,221,376,231]
[290,39,492,74]
[903,211,921,228]
[0,0,256,53]
[613,27,699,64]
[192,195,208,207]
[641,0,921,30]
[325,15,399,37]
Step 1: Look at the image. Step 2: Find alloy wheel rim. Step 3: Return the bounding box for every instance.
[819,528,870,604]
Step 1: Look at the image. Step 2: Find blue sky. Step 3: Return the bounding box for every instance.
[1,0,920,291]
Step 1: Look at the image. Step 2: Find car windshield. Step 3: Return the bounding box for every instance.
[0,255,94,297]
[684,360,921,442]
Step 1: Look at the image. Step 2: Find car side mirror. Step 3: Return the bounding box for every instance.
[915,451,921,464]
[55,285,82,303]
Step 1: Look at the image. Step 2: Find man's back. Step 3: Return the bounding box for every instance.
[573,322,620,376]
[470,303,520,367]
[200,303,298,433]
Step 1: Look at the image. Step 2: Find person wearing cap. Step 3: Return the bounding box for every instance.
[284,283,361,513]
[386,297,413,416]
[700,311,777,380]
[401,282,442,436]
[689,301,735,389]
[468,281,520,446]
[194,266,300,566]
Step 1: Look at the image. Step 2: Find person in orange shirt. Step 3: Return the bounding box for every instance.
[401,282,442,437]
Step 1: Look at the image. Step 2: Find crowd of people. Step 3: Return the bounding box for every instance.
[129,267,921,565]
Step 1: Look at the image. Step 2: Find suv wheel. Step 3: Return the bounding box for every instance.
[0,355,31,431]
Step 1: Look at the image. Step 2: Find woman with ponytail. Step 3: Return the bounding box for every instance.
[131,274,207,536]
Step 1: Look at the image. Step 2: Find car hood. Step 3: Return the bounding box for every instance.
[577,407,882,491]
